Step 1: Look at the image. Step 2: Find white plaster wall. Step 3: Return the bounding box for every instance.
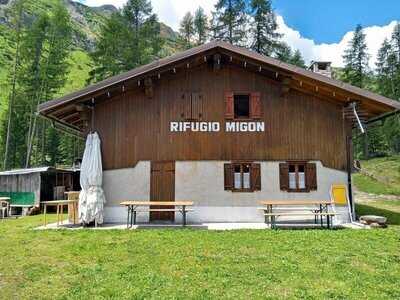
[174,161,350,223]
[103,161,150,223]
[103,160,350,224]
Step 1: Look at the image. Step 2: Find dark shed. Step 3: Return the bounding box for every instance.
[0,167,80,215]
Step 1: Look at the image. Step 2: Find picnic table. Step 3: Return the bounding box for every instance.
[42,199,78,227]
[258,200,336,229]
[120,201,194,228]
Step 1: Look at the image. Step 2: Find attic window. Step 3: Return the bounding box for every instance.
[318,63,328,71]
[234,94,250,118]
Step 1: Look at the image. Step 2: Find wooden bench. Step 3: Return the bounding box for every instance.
[120,201,194,228]
[258,200,336,229]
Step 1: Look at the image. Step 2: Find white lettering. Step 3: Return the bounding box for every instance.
[212,122,220,132]
[191,122,199,131]
[170,122,178,132]
[225,122,235,132]
[200,122,208,132]
[239,122,247,131]
[169,121,265,132]
[248,122,256,132]
[256,122,265,132]
[183,122,190,132]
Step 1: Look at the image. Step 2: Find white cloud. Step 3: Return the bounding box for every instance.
[77,0,397,68]
[277,16,397,68]
[152,0,216,31]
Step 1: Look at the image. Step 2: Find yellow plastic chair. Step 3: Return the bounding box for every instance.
[330,184,353,222]
[331,184,348,206]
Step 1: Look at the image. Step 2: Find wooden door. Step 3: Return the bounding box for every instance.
[150,161,175,222]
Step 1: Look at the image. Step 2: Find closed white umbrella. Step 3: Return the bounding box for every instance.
[79,132,106,225]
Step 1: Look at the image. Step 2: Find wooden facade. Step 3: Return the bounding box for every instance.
[94,63,350,171]
[38,41,400,174]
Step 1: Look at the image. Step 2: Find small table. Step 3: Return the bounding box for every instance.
[42,200,79,227]
[120,201,194,228]
[0,197,10,219]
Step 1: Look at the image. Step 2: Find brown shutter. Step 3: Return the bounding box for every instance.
[251,163,261,191]
[250,92,261,119]
[191,92,202,120]
[225,92,234,119]
[306,163,317,191]
[279,163,289,191]
[224,163,233,190]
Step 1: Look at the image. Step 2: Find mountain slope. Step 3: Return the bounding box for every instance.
[0,0,180,101]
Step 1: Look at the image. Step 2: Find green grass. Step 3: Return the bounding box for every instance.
[353,156,400,196]
[356,199,400,225]
[353,173,400,196]
[0,214,400,299]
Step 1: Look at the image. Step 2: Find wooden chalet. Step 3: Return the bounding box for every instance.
[38,41,400,224]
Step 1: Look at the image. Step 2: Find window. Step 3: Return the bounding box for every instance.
[234,163,250,190]
[225,92,261,119]
[234,94,250,119]
[224,162,261,192]
[279,162,317,192]
[288,163,306,191]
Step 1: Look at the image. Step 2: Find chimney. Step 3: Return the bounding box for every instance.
[309,61,332,78]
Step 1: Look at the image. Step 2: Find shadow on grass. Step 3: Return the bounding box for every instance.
[356,204,400,225]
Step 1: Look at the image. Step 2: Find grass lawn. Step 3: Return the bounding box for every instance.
[0,212,400,299]
[353,156,400,196]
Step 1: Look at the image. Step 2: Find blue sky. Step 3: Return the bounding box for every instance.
[274,0,400,44]
[77,0,399,67]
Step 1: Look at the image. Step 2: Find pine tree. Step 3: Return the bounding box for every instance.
[249,0,281,56]
[123,0,162,67]
[342,25,370,159]
[290,49,306,68]
[390,22,400,99]
[212,0,247,45]
[376,38,396,99]
[194,7,208,45]
[274,42,292,62]
[88,12,130,82]
[342,24,369,88]
[7,4,73,168]
[375,31,400,155]
[22,14,50,167]
[210,12,221,40]
[3,0,24,170]
[179,12,195,49]
[90,0,162,82]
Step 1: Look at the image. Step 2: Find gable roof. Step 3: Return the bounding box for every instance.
[38,41,400,133]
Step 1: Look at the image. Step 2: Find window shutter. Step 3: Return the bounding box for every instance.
[224,163,233,190]
[306,163,317,191]
[251,163,261,191]
[250,92,261,119]
[191,92,202,120]
[279,163,289,191]
[225,92,234,119]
